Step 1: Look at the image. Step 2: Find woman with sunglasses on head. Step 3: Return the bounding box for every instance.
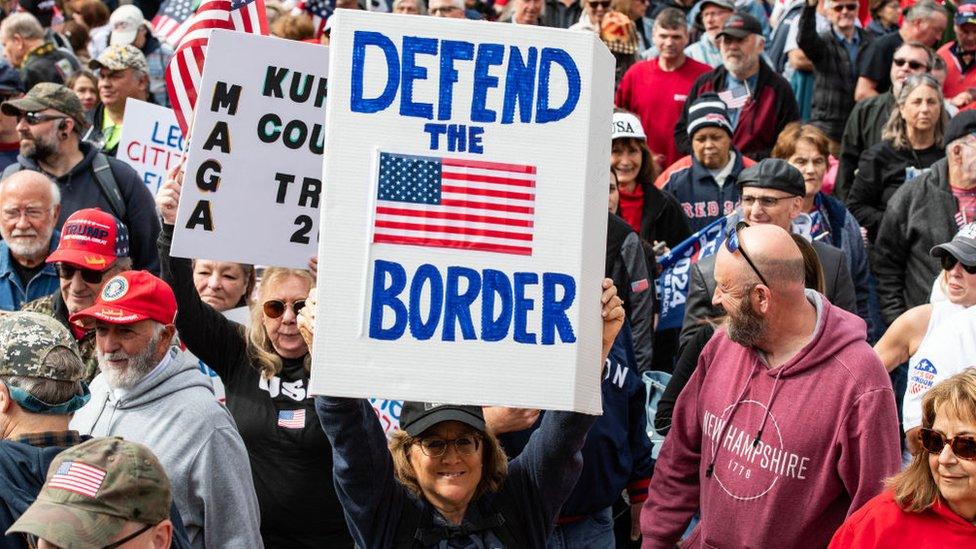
[847,74,948,243]
[154,169,353,548]
[829,368,976,547]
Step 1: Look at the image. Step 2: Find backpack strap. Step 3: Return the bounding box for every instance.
[90,153,127,220]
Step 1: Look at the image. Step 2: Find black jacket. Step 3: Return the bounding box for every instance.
[797,5,874,141]
[13,142,160,274]
[607,213,656,371]
[873,158,958,325]
[678,239,858,350]
[637,180,693,250]
[20,41,80,91]
[836,92,895,201]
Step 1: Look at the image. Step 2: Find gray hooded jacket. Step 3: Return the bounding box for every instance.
[70,347,263,548]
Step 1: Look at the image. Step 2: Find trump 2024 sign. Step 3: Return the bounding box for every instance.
[310,10,613,414]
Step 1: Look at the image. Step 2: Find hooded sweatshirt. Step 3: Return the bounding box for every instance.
[641,292,901,549]
[70,348,263,549]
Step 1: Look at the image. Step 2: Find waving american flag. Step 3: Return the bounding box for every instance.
[165,0,268,134]
[292,0,332,39]
[152,0,199,47]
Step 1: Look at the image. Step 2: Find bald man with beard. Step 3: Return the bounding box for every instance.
[641,224,900,549]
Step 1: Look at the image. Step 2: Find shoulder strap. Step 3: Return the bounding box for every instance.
[2,162,21,180]
[91,153,127,220]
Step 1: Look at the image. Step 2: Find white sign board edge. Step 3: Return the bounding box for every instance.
[309,11,614,415]
[116,98,184,195]
[170,30,328,269]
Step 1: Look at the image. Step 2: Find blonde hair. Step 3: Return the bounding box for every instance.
[247,267,314,379]
[388,427,508,501]
[887,368,976,512]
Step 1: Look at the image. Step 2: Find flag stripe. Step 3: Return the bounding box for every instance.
[442,171,536,187]
[373,234,532,255]
[375,206,534,228]
[442,157,537,174]
[439,198,534,215]
[440,184,534,201]
[375,220,534,241]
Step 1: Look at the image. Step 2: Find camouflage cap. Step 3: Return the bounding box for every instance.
[0,82,87,127]
[89,44,149,74]
[0,312,83,381]
[6,437,172,547]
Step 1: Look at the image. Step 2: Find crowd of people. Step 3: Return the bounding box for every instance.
[0,0,974,547]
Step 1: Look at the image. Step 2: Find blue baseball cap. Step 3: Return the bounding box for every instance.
[0,64,24,95]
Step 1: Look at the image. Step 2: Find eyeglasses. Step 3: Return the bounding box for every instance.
[57,263,110,284]
[26,523,156,549]
[893,57,930,71]
[1,206,51,222]
[919,428,976,460]
[831,3,858,12]
[940,255,976,274]
[416,435,482,457]
[16,112,67,125]
[725,221,770,286]
[263,299,306,319]
[740,194,794,208]
[588,0,611,7]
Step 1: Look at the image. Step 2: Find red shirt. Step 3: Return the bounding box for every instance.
[830,491,976,548]
[939,42,976,107]
[616,57,711,169]
[617,184,644,232]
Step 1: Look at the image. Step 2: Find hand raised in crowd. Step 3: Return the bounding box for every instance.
[156,165,185,226]
[601,277,625,364]
[483,407,541,434]
[297,287,317,349]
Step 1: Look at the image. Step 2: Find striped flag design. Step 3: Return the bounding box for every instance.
[277,409,306,429]
[372,153,536,256]
[48,461,107,498]
[717,86,751,109]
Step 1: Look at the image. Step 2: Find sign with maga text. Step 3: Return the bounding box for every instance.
[116,99,184,194]
[171,31,328,268]
[310,11,614,414]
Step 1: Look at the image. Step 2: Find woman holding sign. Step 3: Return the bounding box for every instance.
[155,170,352,548]
[298,280,625,548]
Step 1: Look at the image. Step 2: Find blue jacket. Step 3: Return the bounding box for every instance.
[0,233,60,312]
[315,395,597,548]
[661,151,747,232]
[499,324,654,518]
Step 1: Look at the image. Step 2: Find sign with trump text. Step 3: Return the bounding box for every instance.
[170,30,329,268]
[309,10,614,414]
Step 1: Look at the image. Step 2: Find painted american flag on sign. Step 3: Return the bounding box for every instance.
[372,153,536,256]
[48,461,107,498]
[277,409,306,429]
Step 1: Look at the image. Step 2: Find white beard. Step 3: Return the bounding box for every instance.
[96,333,162,390]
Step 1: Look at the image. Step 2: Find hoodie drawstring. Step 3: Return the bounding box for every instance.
[752,366,785,448]
[705,356,758,478]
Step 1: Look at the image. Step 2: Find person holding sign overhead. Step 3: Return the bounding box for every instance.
[299,279,625,548]
[154,169,353,548]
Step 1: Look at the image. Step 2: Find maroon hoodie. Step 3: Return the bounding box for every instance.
[641,293,901,548]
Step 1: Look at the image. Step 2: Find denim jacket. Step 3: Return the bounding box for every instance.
[0,233,60,312]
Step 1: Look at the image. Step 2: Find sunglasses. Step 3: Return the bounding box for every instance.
[26,523,155,549]
[16,112,67,125]
[831,3,858,11]
[919,428,976,460]
[588,0,611,7]
[725,221,770,286]
[263,299,306,319]
[940,255,976,274]
[893,57,930,71]
[57,263,109,284]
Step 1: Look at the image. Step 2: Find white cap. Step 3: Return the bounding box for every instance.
[612,111,646,141]
[109,5,147,46]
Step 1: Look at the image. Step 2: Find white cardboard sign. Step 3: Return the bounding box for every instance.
[171,30,328,268]
[116,99,184,195]
[310,11,614,414]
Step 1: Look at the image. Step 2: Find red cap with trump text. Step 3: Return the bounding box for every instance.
[69,271,177,326]
[46,208,130,271]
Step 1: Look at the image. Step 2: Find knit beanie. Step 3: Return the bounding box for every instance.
[686,92,733,138]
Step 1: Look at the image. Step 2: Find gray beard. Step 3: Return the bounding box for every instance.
[97,332,162,390]
[726,297,765,348]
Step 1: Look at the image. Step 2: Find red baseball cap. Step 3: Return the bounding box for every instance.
[69,271,177,326]
[47,208,130,271]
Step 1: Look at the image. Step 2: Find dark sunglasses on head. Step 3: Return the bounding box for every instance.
[17,112,67,125]
[940,254,976,274]
[57,263,108,284]
[724,221,770,286]
[831,3,858,11]
[263,299,307,319]
[919,427,976,460]
[892,57,930,71]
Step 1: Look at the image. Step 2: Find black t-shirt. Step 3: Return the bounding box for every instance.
[11,260,44,288]
[857,31,904,94]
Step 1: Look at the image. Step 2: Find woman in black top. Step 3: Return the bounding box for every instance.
[847,74,947,242]
[155,171,352,548]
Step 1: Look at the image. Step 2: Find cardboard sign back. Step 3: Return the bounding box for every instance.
[171,30,328,268]
[310,11,613,414]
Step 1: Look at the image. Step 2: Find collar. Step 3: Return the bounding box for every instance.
[832,27,859,45]
[0,231,60,281]
[11,430,84,448]
[24,41,56,61]
[726,72,759,93]
[415,501,507,545]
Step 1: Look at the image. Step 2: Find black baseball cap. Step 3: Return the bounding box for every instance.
[931,223,976,265]
[944,110,976,147]
[400,402,486,437]
[717,13,763,40]
[737,158,806,197]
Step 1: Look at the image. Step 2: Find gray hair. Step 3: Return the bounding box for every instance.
[1,347,86,409]
[904,0,948,23]
[0,13,44,42]
[393,0,427,13]
[0,170,62,208]
[882,73,946,150]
